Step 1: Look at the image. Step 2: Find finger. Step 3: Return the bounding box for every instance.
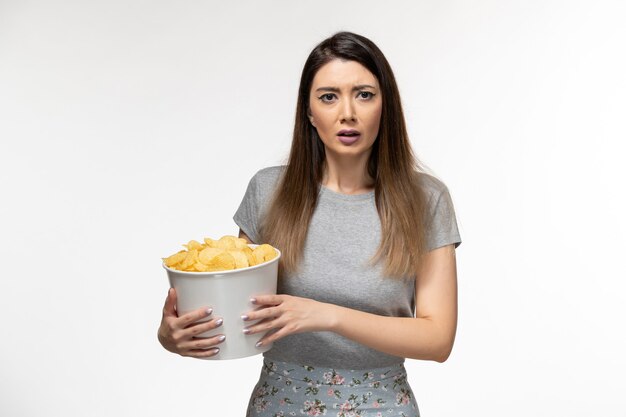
[242,305,278,322]
[244,316,279,335]
[180,333,226,351]
[163,288,177,317]
[250,294,284,306]
[182,316,224,338]
[175,306,214,329]
[182,347,221,359]
[256,328,285,347]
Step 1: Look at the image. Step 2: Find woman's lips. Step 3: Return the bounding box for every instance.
[337,134,361,145]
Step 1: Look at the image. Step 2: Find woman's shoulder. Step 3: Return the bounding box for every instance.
[252,165,286,185]
[254,165,286,179]
[248,165,286,198]
[416,171,451,201]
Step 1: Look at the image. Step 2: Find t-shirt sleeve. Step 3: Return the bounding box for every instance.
[426,185,462,252]
[233,173,261,244]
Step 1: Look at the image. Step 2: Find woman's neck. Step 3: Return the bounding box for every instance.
[321,152,375,195]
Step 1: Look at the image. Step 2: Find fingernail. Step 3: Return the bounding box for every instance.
[215,318,223,326]
[206,308,213,315]
[255,341,263,347]
[243,327,251,334]
[212,348,220,354]
[250,298,257,304]
[241,314,249,321]
[218,335,226,342]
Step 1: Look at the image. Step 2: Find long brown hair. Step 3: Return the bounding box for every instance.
[259,31,430,279]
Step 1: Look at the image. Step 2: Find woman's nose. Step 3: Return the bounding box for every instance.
[340,99,356,122]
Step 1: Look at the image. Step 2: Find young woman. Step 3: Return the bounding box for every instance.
[159,31,461,417]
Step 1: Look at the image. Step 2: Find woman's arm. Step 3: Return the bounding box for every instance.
[331,244,458,362]
[241,239,458,363]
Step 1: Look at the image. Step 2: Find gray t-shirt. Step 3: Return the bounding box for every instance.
[233,165,461,369]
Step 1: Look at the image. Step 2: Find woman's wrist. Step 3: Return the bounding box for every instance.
[323,302,342,333]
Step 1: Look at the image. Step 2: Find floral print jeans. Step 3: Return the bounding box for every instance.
[246,358,420,417]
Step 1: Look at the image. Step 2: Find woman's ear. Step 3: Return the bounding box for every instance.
[308,111,316,127]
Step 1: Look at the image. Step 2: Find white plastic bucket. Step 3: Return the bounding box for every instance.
[163,245,280,360]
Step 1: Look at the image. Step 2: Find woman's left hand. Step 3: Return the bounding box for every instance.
[241,294,336,347]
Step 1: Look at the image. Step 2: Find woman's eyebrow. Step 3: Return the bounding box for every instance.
[315,84,377,92]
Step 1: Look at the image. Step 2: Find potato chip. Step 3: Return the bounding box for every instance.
[215,235,238,250]
[242,246,257,266]
[180,249,198,270]
[205,251,236,271]
[262,244,278,261]
[228,250,249,269]
[164,250,186,267]
[234,238,249,250]
[164,235,277,272]
[193,262,209,272]
[198,247,225,264]
[253,244,277,263]
[203,237,217,247]
[185,240,203,251]
[252,248,265,265]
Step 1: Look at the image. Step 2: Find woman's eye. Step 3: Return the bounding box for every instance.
[318,92,375,103]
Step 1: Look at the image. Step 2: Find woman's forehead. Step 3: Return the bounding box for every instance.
[311,59,379,90]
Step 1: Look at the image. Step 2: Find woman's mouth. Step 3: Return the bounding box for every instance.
[337,130,361,145]
[337,134,361,145]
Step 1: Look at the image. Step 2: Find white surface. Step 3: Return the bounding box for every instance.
[1,0,625,416]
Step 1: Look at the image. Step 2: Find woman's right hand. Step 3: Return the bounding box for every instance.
[157,288,226,358]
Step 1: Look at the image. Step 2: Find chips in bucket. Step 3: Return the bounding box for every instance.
[163,235,278,272]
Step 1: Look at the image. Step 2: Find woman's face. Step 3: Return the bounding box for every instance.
[308,59,382,160]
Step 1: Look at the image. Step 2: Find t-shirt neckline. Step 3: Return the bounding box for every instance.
[319,185,375,202]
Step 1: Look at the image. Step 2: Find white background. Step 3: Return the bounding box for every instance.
[1,1,625,416]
